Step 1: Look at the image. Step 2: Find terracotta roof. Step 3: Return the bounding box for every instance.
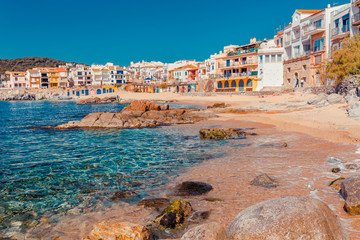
[56,67,66,72]
[92,69,100,72]
[296,9,322,14]
[28,70,39,73]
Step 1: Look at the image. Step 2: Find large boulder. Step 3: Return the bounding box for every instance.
[226,197,348,240]
[341,175,360,215]
[84,221,153,240]
[327,94,345,104]
[174,181,213,196]
[153,200,193,229]
[347,102,360,117]
[181,222,226,240]
[250,173,278,188]
[199,128,247,140]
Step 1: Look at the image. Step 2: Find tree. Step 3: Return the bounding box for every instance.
[326,34,360,83]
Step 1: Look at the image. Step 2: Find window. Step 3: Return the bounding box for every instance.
[288,79,291,83]
[287,67,291,73]
[303,65,307,71]
[277,54,282,62]
[271,55,276,63]
[185,72,187,76]
[314,38,324,52]
[259,55,263,63]
[265,55,270,63]
[226,60,230,67]
[342,14,350,32]
[314,19,322,29]
[315,55,322,65]
[234,58,239,62]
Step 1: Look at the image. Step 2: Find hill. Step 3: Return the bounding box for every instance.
[0,57,77,74]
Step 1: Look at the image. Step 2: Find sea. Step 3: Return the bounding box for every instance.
[0,101,228,237]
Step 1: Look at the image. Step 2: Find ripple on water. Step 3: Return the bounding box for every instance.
[0,101,228,235]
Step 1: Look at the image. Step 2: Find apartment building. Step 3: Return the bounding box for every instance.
[215,38,261,92]
[283,5,346,88]
[205,55,216,79]
[57,68,68,88]
[351,0,360,35]
[257,36,284,90]
[5,71,29,88]
[330,4,351,50]
[169,65,199,84]
[69,64,92,86]
[108,65,129,84]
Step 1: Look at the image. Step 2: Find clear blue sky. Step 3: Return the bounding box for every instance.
[0,0,350,66]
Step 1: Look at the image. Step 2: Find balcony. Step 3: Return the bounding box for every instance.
[353,13,360,26]
[216,71,258,80]
[331,27,350,40]
[304,22,325,36]
[221,60,258,69]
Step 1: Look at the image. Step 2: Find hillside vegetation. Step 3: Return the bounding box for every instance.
[0,57,76,74]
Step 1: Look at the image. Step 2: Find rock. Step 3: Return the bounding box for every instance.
[341,175,360,215]
[85,221,153,240]
[153,200,193,229]
[207,102,228,109]
[110,190,137,201]
[327,157,342,164]
[332,167,341,173]
[345,89,360,104]
[329,177,345,191]
[181,222,226,240]
[227,197,348,240]
[307,93,327,105]
[137,198,170,211]
[56,108,214,129]
[174,181,213,196]
[327,94,345,104]
[315,99,330,108]
[188,210,211,223]
[122,100,161,112]
[347,102,360,117]
[250,173,278,188]
[345,163,359,170]
[199,128,247,140]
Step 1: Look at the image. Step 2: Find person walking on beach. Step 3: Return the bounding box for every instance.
[301,79,304,88]
[295,78,300,88]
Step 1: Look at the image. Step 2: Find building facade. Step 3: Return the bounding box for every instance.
[5,71,29,88]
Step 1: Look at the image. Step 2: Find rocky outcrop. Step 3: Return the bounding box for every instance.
[173,181,213,196]
[207,102,228,109]
[227,197,348,240]
[199,128,249,140]
[345,89,360,104]
[122,100,168,112]
[307,93,327,105]
[84,221,153,240]
[341,175,360,215]
[77,96,121,104]
[56,100,216,129]
[0,89,65,101]
[327,93,345,104]
[250,173,278,188]
[347,102,360,117]
[181,222,226,240]
[153,200,193,229]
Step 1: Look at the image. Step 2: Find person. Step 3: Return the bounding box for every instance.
[295,78,299,88]
[301,79,304,88]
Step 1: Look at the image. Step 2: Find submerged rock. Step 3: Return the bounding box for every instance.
[153,200,193,229]
[84,221,153,240]
[174,181,213,196]
[345,163,359,170]
[332,167,341,173]
[329,177,345,191]
[207,102,228,109]
[181,222,226,240]
[137,198,170,211]
[199,128,247,140]
[341,175,360,215]
[110,190,137,201]
[250,173,278,188]
[226,197,348,240]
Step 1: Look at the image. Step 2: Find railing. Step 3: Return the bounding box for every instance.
[221,60,258,68]
[332,26,350,36]
[304,22,325,35]
[216,71,258,79]
[352,13,360,24]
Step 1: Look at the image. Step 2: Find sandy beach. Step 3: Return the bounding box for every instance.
[20,90,360,239]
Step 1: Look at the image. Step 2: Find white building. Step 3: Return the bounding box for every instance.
[205,55,216,79]
[330,4,351,50]
[351,0,360,35]
[258,38,284,90]
[5,71,29,88]
[69,64,92,86]
[128,61,164,82]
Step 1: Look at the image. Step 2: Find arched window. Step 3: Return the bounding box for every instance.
[239,80,244,91]
[247,79,253,87]
[218,81,223,89]
[224,81,229,88]
[231,80,236,88]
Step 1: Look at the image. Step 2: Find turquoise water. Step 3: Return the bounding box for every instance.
[0,101,226,234]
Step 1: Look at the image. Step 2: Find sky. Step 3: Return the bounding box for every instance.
[0,0,350,66]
